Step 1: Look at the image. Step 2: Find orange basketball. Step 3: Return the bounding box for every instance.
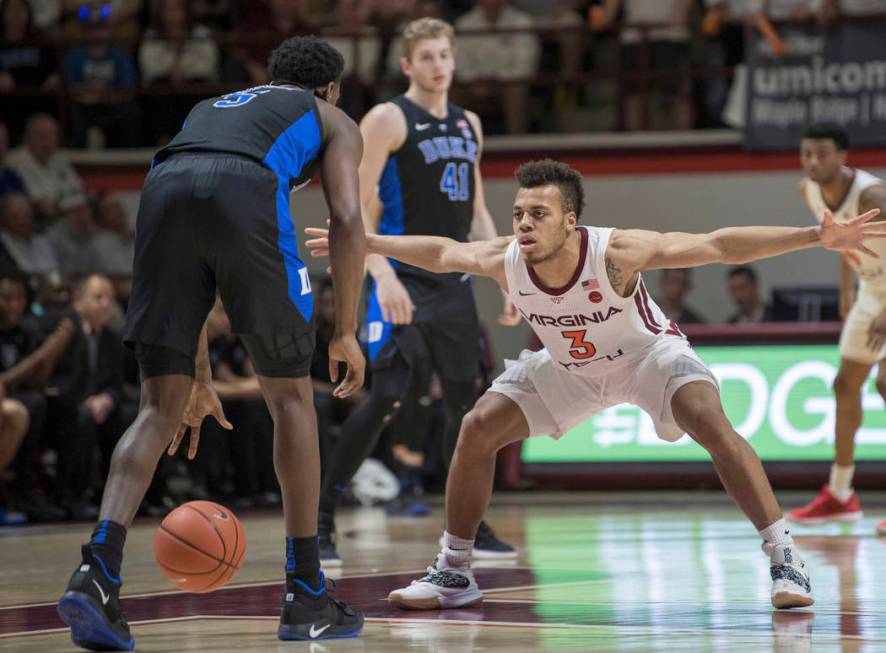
[154,500,246,593]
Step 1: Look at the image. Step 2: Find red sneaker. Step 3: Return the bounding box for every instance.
[877,521,886,537]
[786,485,862,525]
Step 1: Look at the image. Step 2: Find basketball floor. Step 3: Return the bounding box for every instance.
[2,491,885,652]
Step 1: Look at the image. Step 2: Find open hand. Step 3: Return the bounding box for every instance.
[168,381,233,459]
[819,209,885,258]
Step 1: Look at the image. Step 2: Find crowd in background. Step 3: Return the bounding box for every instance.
[2,0,886,143]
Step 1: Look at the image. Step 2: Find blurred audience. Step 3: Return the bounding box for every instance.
[727,265,774,323]
[0,0,60,134]
[46,192,100,277]
[592,0,694,131]
[50,273,125,520]
[229,0,318,85]
[62,0,144,42]
[0,122,25,200]
[0,192,58,274]
[455,0,540,134]
[0,270,74,522]
[7,114,84,222]
[323,0,381,86]
[657,268,705,324]
[92,191,133,276]
[62,6,142,148]
[138,0,220,143]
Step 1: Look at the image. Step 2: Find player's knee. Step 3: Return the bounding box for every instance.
[265,392,313,423]
[457,409,500,457]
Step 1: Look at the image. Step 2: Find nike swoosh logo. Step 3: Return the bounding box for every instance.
[92,579,109,605]
[309,623,331,638]
[518,291,536,296]
[415,123,431,131]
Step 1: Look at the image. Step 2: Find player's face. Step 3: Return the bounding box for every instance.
[402,37,455,94]
[800,138,846,183]
[512,185,576,265]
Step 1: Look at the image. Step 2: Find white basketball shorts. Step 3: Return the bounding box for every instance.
[839,287,886,365]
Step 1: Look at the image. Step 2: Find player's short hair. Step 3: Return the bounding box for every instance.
[268,36,345,89]
[515,159,586,219]
[402,17,455,60]
[802,123,849,150]
[727,266,758,284]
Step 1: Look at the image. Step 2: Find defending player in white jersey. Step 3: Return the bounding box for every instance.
[307,159,886,611]
[786,124,886,534]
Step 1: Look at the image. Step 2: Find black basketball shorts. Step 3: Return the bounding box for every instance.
[124,153,315,379]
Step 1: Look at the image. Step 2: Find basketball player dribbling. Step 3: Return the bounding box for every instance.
[317,17,519,566]
[308,159,886,611]
[57,37,367,650]
[787,124,886,535]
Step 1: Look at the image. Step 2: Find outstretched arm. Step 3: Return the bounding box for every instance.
[604,209,884,295]
[306,228,512,290]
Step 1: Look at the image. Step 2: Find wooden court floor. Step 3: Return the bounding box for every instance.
[2,491,885,652]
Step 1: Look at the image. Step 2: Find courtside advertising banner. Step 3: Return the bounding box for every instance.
[744,23,886,150]
[522,345,886,462]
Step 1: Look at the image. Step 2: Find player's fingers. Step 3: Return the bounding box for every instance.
[309,248,330,257]
[187,424,201,460]
[168,424,187,456]
[391,301,406,325]
[380,302,391,323]
[852,208,881,224]
[858,244,880,258]
[329,357,340,383]
[214,405,233,430]
[304,227,329,237]
[822,210,834,226]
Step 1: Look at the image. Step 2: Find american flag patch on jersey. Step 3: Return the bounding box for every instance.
[581,278,600,289]
[456,119,469,129]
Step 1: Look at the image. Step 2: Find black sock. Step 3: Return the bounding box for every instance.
[285,536,322,591]
[88,519,127,583]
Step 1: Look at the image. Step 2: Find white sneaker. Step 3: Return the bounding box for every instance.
[769,545,814,609]
[388,554,483,610]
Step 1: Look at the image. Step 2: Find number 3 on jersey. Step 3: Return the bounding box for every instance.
[440,162,470,201]
[561,329,596,360]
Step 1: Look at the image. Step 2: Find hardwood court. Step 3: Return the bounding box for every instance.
[2,492,885,652]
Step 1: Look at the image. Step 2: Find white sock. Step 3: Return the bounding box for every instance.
[829,464,855,502]
[442,531,473,570]
[759,518,794,557]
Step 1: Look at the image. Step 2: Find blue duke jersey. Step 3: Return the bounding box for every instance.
[366,96,481,363]
[377,95,478,247]
[155,84,324,320]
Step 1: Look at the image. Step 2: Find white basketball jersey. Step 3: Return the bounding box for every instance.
[504,226,685,377]
[803,167,886,291]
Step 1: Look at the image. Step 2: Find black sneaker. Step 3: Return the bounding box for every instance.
[278,572,364,640]
[319,520,342,567]
[473,521,517,560]
[57,545,134,651]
